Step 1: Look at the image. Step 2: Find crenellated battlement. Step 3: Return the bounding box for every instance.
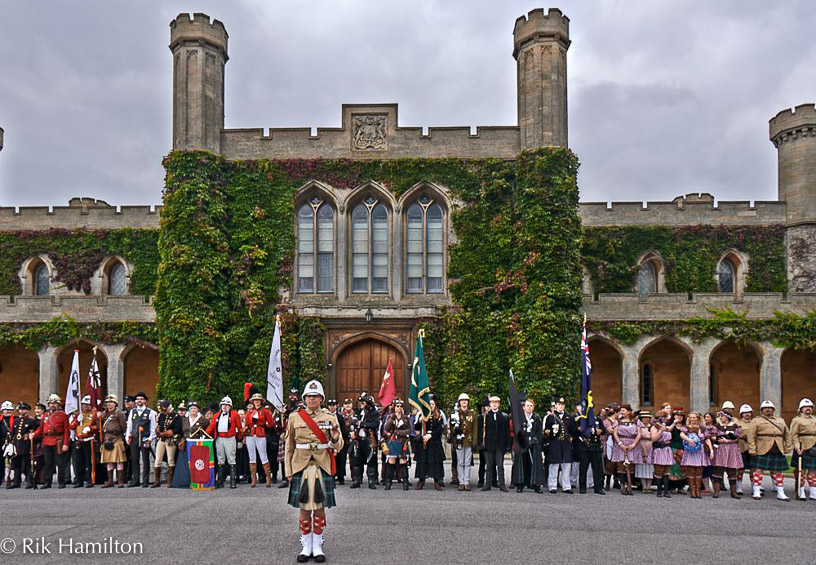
[220,103,521,160]
[169,12,228,59]
[513,8,570,56]
[579,193,787,227]
[769,103,816,144]
[0,199,161,231]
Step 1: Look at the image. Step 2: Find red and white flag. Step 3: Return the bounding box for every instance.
[86,346,102,411]
[377,358,396,407]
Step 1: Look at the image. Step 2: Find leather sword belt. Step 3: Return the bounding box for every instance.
[296,443,329,451]
[756,433,781,437]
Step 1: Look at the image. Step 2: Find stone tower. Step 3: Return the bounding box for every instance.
[169,13,228,153]
[770,104,816,292]
[513,8,570,150]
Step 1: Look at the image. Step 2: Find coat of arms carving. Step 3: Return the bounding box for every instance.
[352,114,387,150]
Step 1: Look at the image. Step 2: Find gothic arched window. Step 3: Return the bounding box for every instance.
[34,263,50,296]
[717,259,735,293]
[406,198,444,294]
[637,261,657,301]
[352,197,389,294]
[297,198,335,293]
[108,262,128,295]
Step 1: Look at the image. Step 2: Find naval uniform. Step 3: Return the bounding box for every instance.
[8,414,40,488]
[544,410,575,493]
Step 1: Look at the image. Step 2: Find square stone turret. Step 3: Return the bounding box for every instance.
[170,13,228,153]
[513,8,570,150]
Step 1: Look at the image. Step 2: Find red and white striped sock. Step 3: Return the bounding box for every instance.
[771,472,784,488]
[751,470,763,486]
[299,517,312,535]
[807,472,816,487]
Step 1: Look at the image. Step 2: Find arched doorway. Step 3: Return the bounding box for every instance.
[124,345,159,403]
[588,337,622,408]
[335,337,406,404]
[639,337,691,411]
[781,347,816,422]
[709,341,760,412]
[0,344,40,407]
[57,341,108,404]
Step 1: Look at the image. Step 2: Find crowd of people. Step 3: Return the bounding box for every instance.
[2,387,814,502]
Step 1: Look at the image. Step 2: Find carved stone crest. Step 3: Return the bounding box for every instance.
[352,115,387,151]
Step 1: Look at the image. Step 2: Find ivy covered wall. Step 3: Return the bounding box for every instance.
[0,228,160,296]
[581,225,787,294]
[156,148,583,406]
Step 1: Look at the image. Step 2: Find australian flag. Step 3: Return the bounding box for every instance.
[579,318,594,435]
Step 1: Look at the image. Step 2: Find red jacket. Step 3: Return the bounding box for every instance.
[34,409,70,447]
[206,410,243,440]
[243,408,273,437]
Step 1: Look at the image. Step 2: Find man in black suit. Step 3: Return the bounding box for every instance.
[477,395,511,492]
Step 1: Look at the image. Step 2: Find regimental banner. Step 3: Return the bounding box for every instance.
[187,438,215,490]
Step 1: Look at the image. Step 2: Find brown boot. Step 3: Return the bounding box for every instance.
[151,467,161,488]
[101,474,115,489]
[117,470,125,488]
[250,464,257,488]
[713,479,721,498]
[263,463,272,488]
[730,483,739,499]
[166,466,175,487]
[415,480,424,491]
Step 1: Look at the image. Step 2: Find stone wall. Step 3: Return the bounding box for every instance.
[220,104,521,160]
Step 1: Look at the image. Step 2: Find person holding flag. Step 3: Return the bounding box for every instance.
[70,395,99,488]
[284,379,343,563]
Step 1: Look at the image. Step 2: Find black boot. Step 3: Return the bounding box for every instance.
[662,475,671,498]
[215,465,225,489]
[655,477,663,498]
[400,465,410,491]
[368,476,377,490]
[384,464,393,490]
[229,465,237,489]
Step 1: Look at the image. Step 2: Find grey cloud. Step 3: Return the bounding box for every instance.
[0,0,811,207]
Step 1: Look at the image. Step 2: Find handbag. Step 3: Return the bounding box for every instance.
[103,440,115,451]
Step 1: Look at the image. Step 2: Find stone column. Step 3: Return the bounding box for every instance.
[37,345,59,403]
[336,204,348,300]
[102,344,127,402]
[619,336,650,408]
[683,337,719,414]
[392,205,403,299]
[759,342,784,409]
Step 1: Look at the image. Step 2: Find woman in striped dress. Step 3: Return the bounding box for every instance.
[680,412,712,499]
[611,404,642,495]
[650,410,676,498]
[712,410,743,499]
[635,412,654,493]
[702,412,718,494]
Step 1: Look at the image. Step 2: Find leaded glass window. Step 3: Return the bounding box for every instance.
[297,198,335,293]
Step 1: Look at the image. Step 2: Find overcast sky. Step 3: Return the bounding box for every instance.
[0,0,812,207]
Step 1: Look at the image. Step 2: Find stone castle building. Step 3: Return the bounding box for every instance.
[0,9,814,418]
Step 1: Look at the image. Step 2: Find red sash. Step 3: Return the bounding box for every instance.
[297,410,336,475]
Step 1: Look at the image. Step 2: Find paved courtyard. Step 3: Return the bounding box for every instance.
[1,463,814,565]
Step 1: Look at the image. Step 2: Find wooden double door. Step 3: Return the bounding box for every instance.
[335,338,405,403]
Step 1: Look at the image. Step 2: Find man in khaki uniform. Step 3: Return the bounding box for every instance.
[746,400,791,501]
[734,404,755,495]
[790,398,816,500]
[285,380,343,563]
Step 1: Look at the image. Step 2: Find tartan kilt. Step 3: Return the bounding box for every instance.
[287,469,337,509]
[791,450,816,471]
[277,435,287,463]
[753,448,789,472]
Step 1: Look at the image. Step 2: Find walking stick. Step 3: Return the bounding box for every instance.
[796,441,803,501]
[30,435,37,489]
[90,438,96,484]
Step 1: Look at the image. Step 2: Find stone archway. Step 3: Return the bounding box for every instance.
[781,347,816,422]
[333,336,406,404]
[124,345,159,403]
[709,341,761,413]
[57,340,108,403]
[0,344,40,407]
[639,337,691,411]
[588,336,622,408]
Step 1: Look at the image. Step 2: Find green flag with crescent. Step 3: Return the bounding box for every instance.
[409,329,431,420]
